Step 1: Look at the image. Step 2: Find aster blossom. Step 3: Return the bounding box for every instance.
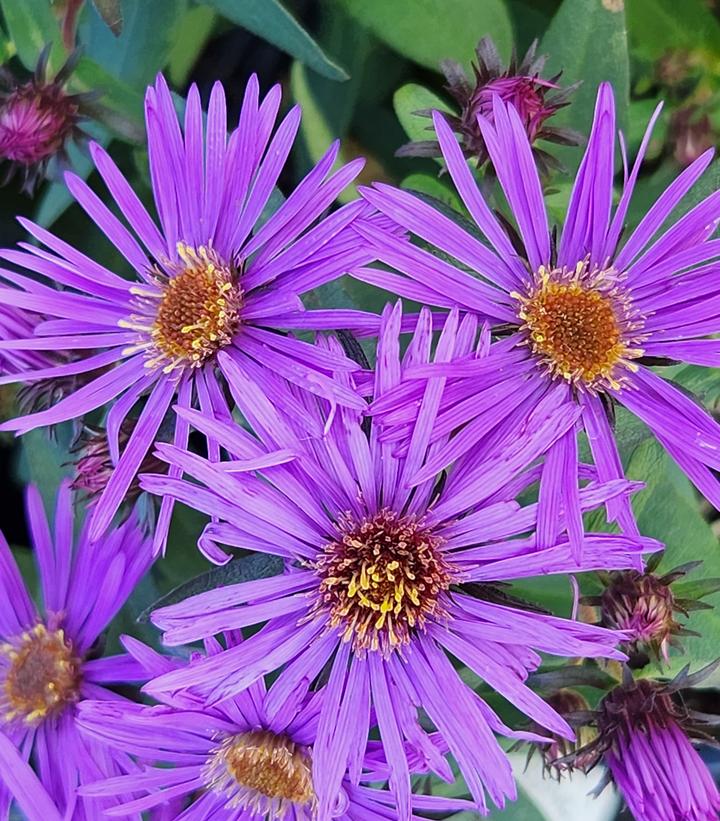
[138,306,659,817]
[77,634,475,819]
[0,72,380,553]
[357,82,720,546]
[577,666,720,821]
[0,480,153,819]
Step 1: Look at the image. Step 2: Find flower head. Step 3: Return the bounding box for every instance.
[398,37,581,174]
[0,73,382,553]
[138,307,657,817]
[358,82,720,548]
[77,635,473,820]
[0,480,152,817]
[590,668,720,821]
[0,46,93,193]
[586,555,720,664]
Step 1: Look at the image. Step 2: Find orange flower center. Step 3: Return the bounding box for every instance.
[2,624,80,724]
[312,509,456,656]
[516,264,644,389]
[205,730,314,816]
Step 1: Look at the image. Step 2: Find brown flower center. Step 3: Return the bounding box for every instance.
[2,624,81,724]
[312,509,456,656]
[148,244,241,372]
[205,730,314,816]
[516,263,644,389]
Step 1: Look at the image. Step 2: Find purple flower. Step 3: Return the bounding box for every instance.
[596,674,720,821]
[0,480,153,818]
[357,82,720,544]
[0,73,379,553]
[77,635,474,820]
[138,306,658,817]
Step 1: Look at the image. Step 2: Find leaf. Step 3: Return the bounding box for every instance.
[205,0,348,81]
[540,0,630,170]
[15,425,74,516]
[90,0,124,36]
[70,56,145,142]
[138,552,284,622]
[34,122,110,227]
[167,5,217,87]
[401,173,463,213]
[626,0,720,61]
[338,0,513,71]
[0,0,65,72]
[670,158,720,221]
[393,83,453,159]
[79,0,188,89]
[624,439,720,675]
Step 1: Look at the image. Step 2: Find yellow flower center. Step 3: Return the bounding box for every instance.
[144,244,241,373]
[312,509,456,656]
[516,263,644,389]
[2,624,80,724]
[205,731,314,816]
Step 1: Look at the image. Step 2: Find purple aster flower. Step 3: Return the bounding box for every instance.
[0,480,152,819]
[0,73,381,553]
[138,306,658,817]
[356,82,720,545]
[583,668,720,821]
[77,634,475,820]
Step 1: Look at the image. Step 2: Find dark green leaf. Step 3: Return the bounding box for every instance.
[90,0,124,37]
[16,425,74,516]
[0,0,65,71]
[206,0,348,81]
[79,0,188,89]
[138,552,284,622]
[70,56,145,142]
[540,0,629,170]
[401,173,463,213]
[339,0,513,71]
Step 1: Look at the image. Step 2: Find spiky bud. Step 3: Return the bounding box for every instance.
[0,46,97,192]
[397,37,582,175]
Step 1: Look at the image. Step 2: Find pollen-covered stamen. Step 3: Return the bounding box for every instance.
[515,262,645,390]
[2,624,81,724]
[311,509,456,656]
[204,731,314,817]
[125,243,241,374]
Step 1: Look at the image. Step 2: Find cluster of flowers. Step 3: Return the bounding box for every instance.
[0,44,719,821]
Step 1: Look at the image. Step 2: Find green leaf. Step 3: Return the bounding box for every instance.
[393,83,452,161]
[34,123,111,227]
[16,426,74,516]
[205,0,348,81]
[540,0,630,170]
[70,57,145,142]
[138,552,284,622]
[670,158,720,221]
[626,0,720,61]
[401,173,463,213]
[167,5,217,87]
[338,0,513,71]
[90,0,124,37]
[0,0,65,72]
[79,0,188,90]
[624,439,720,675]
